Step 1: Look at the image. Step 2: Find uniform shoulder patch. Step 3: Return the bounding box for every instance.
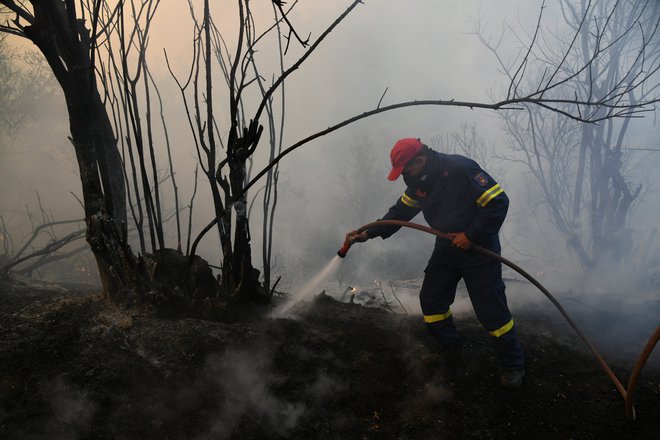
[473,171,489,187]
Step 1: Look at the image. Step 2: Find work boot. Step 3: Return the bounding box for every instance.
[500,368,525,389]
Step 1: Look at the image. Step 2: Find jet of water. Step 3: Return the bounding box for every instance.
[272,255,342,318]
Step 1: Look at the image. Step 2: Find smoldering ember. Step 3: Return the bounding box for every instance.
[0,1,658,439]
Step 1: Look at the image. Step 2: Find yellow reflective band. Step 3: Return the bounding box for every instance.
[481,188,504,207]
[476,184,503,207]
[401,193,420,208]
[489,319,514,337]
[423,309,452,323]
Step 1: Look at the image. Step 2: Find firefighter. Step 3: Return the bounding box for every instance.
[346,138,525,389]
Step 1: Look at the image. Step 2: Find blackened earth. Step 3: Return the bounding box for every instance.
[0,277,658,440]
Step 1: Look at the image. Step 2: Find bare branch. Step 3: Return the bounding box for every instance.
[271,0,310,50]
[0,0,34,25]
[13,218,84,261]
[377,87,388,109]
[509,0,548,99]
[1,229,86,275]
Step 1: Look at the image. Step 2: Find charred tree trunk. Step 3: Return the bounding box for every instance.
[219,123,267,304]
[23,2,142,301]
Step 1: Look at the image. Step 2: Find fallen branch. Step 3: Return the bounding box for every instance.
[388,281,408,314]
[377,280,396,314]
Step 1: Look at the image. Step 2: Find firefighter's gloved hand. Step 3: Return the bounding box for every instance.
[449,232,471,249]
[346,230,369,244]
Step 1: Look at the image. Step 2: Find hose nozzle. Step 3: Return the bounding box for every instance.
[337,240,352,258]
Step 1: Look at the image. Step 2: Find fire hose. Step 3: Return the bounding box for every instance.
[338,219,659,420]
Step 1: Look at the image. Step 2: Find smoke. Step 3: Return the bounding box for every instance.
[202,349,304,438]
[306,371,345,403]
[42,377,97,440]
[200,346,345,439]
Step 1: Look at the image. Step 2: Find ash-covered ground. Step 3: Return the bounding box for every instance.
[1,275,658,440]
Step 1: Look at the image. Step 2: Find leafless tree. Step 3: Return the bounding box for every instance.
[167,0,297,300]
[478,0,659,269]
[0,0,139,302]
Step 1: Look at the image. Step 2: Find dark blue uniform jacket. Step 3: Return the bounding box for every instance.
[367,149,509,267]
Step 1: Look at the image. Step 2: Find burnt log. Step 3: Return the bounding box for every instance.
[144,248,220,315]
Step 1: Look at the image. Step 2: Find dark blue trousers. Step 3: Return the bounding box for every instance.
[419,259,524,370]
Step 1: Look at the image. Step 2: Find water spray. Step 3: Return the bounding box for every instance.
[272,255,342,318]
[342,219,659,420]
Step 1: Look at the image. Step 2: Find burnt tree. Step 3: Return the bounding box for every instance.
[0,1,217,307]
[0,1,142,300]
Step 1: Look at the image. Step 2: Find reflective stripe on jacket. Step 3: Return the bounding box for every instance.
[368,149,508,266]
